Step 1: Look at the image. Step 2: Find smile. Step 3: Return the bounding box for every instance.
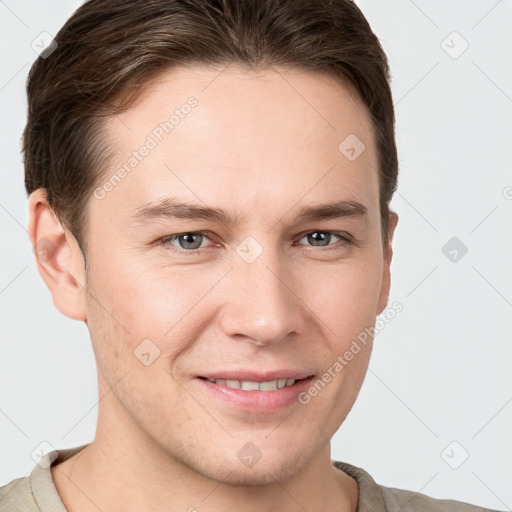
[204,378,298,391]
[195,374,314,413]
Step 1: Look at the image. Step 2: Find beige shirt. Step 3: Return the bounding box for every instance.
[0,444,500,511]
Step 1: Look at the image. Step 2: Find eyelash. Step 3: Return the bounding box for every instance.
[157,230,353,255]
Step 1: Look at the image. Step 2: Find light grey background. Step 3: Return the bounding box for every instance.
[1,0,511,510]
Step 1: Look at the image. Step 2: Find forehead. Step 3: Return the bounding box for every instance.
[96,64,379,223]
[110,64,375,145]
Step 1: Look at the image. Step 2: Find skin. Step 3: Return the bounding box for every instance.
[29,64,398,512]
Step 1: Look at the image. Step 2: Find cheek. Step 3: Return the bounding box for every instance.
[85,252,228,358]
[306,254,384,343]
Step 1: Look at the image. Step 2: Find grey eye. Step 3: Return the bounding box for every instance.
[175,233,205,250]
[301,231,337,247]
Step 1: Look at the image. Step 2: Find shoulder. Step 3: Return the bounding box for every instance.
[0,475,39,512]
[332,460,502,512]
[380,485,496,512]
[1,444,90,512]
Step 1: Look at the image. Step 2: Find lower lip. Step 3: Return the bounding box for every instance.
[195,377,314,413]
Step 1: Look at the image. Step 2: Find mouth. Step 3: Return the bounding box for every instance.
[198,376,308,391]
[194,373,315,413]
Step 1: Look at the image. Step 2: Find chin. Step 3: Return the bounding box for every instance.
[188,448,312,487]
[204,462,298,487]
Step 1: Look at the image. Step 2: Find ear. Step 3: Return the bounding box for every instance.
[28,189,88,321]
[377,210,399,315]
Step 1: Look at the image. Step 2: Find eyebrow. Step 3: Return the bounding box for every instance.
[128,196,368,226]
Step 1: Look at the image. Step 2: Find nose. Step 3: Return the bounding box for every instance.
[217,247,306,346]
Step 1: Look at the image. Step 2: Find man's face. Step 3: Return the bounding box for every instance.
[83,65,392,484]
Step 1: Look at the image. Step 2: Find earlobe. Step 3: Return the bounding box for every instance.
[377,211,399,315]
[28,189,88,321]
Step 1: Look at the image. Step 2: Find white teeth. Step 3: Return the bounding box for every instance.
[259,380,278,391]
[241,381,260,391]
[209,378,298,391]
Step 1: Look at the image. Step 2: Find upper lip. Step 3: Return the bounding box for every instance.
[198,370,314,381]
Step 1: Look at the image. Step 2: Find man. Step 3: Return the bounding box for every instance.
[0,0,502,511]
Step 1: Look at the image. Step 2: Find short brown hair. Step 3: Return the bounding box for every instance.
[23,0,398,258]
